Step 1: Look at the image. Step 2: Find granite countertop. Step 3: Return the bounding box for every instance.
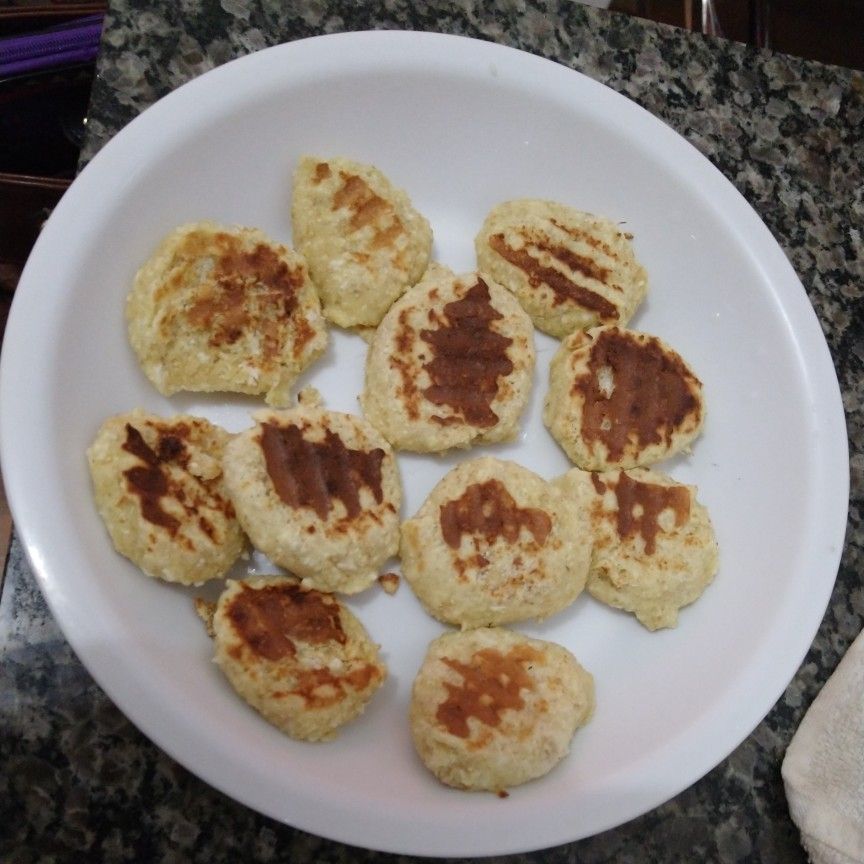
[2,2,862,862]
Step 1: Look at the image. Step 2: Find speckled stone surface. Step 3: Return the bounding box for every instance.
[2,2,862,862]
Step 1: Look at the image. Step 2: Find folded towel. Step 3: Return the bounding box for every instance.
[782,627,864,864]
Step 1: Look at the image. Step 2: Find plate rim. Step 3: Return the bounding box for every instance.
[0,30,850,856]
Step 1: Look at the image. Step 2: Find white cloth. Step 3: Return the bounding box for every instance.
[783,628,864,864]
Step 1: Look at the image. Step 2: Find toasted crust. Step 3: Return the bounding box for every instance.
[556,467,719,629]
[222,398,401,594]
[410,627,594,791]
[292,156,432,328]
[544,326,705,470]
[127,222,327,407]
[212,576,387,741]
[400,457,591,628]
[87,410,245,585]
[361,271,535,452]
[475,199,647,338]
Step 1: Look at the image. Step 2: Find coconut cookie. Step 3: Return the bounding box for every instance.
[410,627,594,792]
[557,467,719,630]
[127,222,327,407]
[222,392,401,594]
[361,271,535,452]
[475,199,647,338]
[291,156,432,328]
[400,457,591,628]
[544,326,704,470]
[87,410,245,585]
[210,576,387,741]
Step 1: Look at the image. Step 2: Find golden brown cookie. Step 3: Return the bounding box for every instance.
[222,392,401,594]
[544,326,704,470]
[410,627,594,791]
[361,271,535,452]
[87,410,245,585]
[556,467,719,630]
[127,222,327,406]
[475,199,647,338]
[400,457,590,628]
[212,576,387,741]
[292,156,432,328]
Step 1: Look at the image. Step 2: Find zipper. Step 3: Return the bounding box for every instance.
[0,15,104,79]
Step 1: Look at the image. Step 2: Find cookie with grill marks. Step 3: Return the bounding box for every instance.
[127,222,327,407]
[222,391,402,594]
[544,326,704,470]
[475,199,647,338]
[292,156,432,328]
[207,576,387,741]
[87,410,245,585]
[400,457,591,628]
[410,627,594,792]
[555,467,718,630]
[360,270,535,452]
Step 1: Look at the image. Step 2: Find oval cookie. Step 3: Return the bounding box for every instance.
[292,155,432,328]
[544,326,704,470]
[556,467,719,630]
[222,396,401,594]
[127,222,327,407]
[475,199,647,338]
[400,457,590,628]
[212,576,386,741]
[87,410,245,585]
[410,627,594,792]
[361,271,535,452]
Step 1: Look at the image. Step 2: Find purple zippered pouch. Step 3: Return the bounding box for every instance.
[0,15,104,79]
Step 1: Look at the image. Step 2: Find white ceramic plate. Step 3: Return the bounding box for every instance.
[0,32,848,857]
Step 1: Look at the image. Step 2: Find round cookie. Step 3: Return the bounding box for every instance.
[360,270,535,452]
[400,457,591,628]
[87,410,245,585]
[475,198,647,338]
[222,393,401,594]
[292,155,432,328]
[544,325,705,470]
[410,627,594,792]
[212,576,387,741]
[127,221,327,407]
[556,467,719,630]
